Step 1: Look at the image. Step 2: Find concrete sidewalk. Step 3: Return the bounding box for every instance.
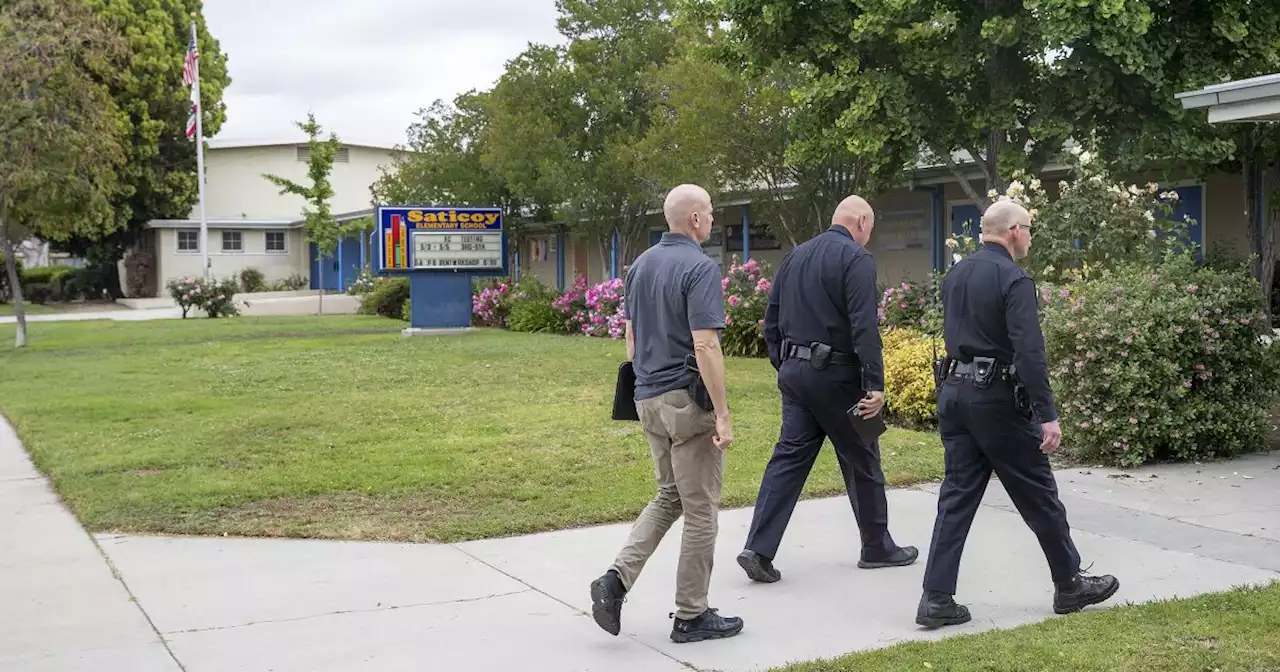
[3,413,1278,671]
[0,294,359,326]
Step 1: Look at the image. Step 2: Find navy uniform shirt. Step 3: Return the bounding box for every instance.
[622,232,726,401]
[762,226,884,392]
[941,241,1058,423]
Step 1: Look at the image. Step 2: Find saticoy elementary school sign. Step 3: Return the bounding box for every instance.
[376,206,508,330]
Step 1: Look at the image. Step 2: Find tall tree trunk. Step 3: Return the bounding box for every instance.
[0,212,28,348]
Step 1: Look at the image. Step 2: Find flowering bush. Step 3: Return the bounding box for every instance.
[552,276,591,334]
[1041,252,1280,467]
[472,279,513,328]
[720,256,772,357]
[166,276,240,318]
[879,274,942,335]
[349,270,377,297]
[167,276,202,318]
[550,276,625,338]
[992,146,1189,284]
[200,278,241,318]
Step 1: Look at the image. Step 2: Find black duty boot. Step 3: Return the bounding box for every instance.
[589,570,627,635]
[1053,572,1119,614]
[670,608,744,643]
[915,591,972,629]
[859,545,920,569]
[737,549,781,583]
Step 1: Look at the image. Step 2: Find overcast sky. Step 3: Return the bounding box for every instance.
[203,0,566,147]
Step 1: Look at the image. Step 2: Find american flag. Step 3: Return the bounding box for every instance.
[186,102,198,139]
[182,29,199,87]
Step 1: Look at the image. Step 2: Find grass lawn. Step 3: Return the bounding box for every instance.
[0,315,943,543]
[774,581,1280,672]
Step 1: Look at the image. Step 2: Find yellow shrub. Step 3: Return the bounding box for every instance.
[881,328,938,427]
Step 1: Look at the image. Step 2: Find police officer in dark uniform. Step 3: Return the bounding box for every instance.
[737,195,918,583]
[916,199,1119,628]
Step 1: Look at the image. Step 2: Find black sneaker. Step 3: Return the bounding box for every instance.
[915,591,972,629]
[858,545,919,569]
[737,550,781,583]
[589,570,626,635]
[1053,572,1119,614]
[670,608,744,643]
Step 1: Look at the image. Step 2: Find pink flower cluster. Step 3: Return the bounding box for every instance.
[472,282,511,327]
[553,276,627,339]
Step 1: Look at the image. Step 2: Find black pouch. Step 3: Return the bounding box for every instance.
[684,354,715,412]
[931,356,951,391]
[1013,382,1032,418]
[972,356,998,389]
[809,342,833,370]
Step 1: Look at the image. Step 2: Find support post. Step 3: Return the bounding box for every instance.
[741,204,751,262]
[556,229,566,290]
[929,185,945,271]
[610,228,619,279]
[337,238,344,292]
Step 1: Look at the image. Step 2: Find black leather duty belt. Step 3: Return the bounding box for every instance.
[785,343,858,366]
[949,358,1016,378]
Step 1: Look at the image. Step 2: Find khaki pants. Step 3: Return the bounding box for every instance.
[611,389,724,620]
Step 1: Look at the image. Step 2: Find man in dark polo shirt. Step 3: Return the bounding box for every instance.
[589,184,743,644]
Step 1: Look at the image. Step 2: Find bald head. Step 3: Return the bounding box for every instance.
[981,199,1028,235]
[663,184,714,242]
[980,199,1033,260]
[831,195,875,245]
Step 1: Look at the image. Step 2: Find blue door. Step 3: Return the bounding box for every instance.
[309,236,364,291]
[1163,185,1205,260]
[950,203,982,246]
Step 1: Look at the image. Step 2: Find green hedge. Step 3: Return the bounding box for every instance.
[1042,254,1280,467]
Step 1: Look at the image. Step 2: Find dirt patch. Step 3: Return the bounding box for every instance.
[197,493,450,543]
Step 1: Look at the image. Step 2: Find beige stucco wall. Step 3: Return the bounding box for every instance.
[513,166,1266,294]
[192,144,393,221]
[155,227,309,287]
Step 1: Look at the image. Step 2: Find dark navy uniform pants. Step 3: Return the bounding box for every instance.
[922,374,1082,595]
[744,358,897,560]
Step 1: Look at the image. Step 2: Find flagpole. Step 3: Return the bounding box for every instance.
[191,18,209,282]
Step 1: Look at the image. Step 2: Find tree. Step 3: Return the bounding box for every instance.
[372,90,548,255]
[1064,2,1280,323]
[644,9,915,245]
[51,1,231,277]
[263,114,341,311]
[0,0,129,347]
[485,0,681,270]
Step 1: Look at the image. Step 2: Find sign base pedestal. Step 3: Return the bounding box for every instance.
[408,272,473,329]
[402,327,473,338]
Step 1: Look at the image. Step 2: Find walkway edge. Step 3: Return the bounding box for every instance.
[0,413,186,671]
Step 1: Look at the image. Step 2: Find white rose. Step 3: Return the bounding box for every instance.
[1079,151,1094,165]
[1144,211,1155,222]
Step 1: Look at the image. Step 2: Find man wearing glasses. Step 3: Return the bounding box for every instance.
[917,199,1120,628]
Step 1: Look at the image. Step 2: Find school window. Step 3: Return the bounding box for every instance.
[221,230,243,253]
[177,229,200,252]
[265,230,287,253]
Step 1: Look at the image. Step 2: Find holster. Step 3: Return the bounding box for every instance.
[1009,365,1032,418]
[808,342,833,370]
[684,354,715,412]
